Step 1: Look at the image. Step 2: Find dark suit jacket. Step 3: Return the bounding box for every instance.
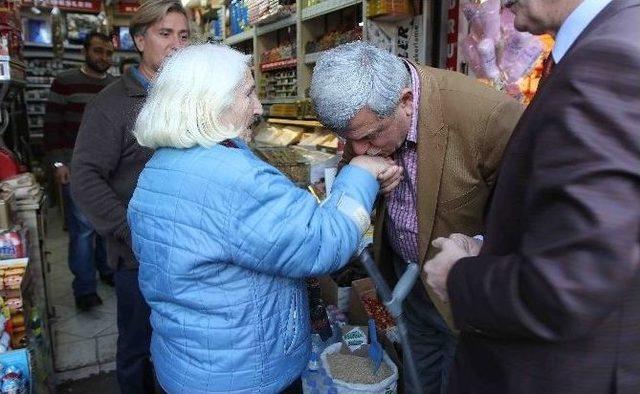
[447,1,640,393]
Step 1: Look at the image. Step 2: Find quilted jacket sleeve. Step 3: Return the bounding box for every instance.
[226,163,379,278]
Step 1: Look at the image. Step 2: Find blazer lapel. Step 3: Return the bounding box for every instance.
[413,64,448,266]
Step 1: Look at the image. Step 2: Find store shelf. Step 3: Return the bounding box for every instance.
[261,97,300,104]
[26,99,48,103]
[256,14,297,36]
[23,50,54,59]
[267,118,322,127]
[304,51,328,64]
[24,42,53,48]
[224,28,255,45]
[260,58,298,72]
[62,53,85,61]
[301,0,361,21]
[27,84,51,88]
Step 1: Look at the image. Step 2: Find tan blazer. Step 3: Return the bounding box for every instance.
[361,64,524,330]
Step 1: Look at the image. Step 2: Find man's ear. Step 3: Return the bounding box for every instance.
[133,34,145,53]
[399,88,413,117]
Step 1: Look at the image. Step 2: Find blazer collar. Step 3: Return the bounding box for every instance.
[410,63,449,265]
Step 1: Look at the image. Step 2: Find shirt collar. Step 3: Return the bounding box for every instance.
[130,66,151,91]
[552,0,612,62]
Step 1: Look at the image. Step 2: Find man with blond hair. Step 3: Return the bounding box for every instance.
[71,1,190,391]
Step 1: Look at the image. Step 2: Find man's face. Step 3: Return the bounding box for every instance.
[505,0,581,35]
[84,37,114,73]
[221,69,264,141]
[343,97,412,158]
[134,12,189,73]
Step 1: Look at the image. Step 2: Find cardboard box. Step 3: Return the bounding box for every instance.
[317,275,351,312]
[348,277,378,325]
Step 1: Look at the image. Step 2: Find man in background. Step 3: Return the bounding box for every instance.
[44,31,115,311]
[425,1,640,392]
[71,1,190,392]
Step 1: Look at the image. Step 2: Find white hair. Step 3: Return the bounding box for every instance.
[134,44,250,149]
[310,41,411,134]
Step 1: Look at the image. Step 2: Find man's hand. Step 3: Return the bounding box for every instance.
[449,233,483,256]
[424,237,471,302]
[377,164,403,195]
[55,165,70,185]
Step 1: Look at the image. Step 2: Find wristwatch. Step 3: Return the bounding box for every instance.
[53,162,65,168]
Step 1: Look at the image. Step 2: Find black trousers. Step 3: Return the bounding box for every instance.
[393,254,457,394]
[115,267,156,393]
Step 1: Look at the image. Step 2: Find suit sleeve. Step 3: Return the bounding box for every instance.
[70,102,131,247]
[226,163,379,278]
[479,97,523,187]
[448,38,640,341]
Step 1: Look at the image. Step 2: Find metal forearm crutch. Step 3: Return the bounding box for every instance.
[357,250,423,394]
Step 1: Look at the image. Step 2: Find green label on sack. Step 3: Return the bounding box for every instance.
[343,327,366,351]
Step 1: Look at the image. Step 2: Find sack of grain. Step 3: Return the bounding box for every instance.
[320,342,398,394]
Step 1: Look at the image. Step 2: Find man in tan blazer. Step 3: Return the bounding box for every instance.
[310,41,523,393]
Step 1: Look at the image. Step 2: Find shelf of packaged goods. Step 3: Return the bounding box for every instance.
[267,118,322,127]
[23,50,54,59]
[304,50,328,64]
[301,0,361,21]
[261,97,299,104]
[256,14,297,36]
[224,28,255,45]
[24,42,53,49]
[260,58,298,72]
[27,84,51,89]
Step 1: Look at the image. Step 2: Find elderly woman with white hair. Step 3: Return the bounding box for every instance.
[127,44,402,393]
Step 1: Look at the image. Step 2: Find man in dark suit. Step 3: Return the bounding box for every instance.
[423,0,640,392]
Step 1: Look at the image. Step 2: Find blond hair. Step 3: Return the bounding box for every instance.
[133,44,251,149]
[130,1,187,48]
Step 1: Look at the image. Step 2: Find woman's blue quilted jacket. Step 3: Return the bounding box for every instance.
[127,139,378,393]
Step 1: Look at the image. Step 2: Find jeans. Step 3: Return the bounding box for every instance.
[393,254,457,394]
[62,184,112,297]
[115,267,156,394]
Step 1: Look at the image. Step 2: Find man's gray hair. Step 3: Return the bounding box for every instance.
[310,41,411,133]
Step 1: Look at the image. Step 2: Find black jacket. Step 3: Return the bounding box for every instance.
[71,68,152,269]
[447,1,640,393]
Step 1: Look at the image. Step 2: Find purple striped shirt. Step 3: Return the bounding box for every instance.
[385,61,420,264]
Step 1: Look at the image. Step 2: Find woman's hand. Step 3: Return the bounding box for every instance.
[377,164,403,195]
[349,156,403,194]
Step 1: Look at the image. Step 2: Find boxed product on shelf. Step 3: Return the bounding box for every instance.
[246,0,296,26]
[0,258,29,349]
[0,348,30,393]
[305,25,362,55]
[0,226,27,261]
[367,0,414,21]
[260,68,297,99]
